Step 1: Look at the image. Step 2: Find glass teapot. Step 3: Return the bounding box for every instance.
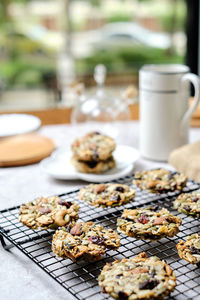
[71,65,131,124]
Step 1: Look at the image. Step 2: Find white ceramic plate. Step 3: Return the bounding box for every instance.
[40,145,140,182]
[0,114,41,138]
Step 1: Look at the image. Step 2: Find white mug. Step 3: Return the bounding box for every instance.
[139,64,200,161]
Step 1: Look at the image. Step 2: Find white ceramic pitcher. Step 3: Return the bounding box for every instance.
[139,64,200,161]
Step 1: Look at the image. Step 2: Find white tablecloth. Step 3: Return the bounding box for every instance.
[0,121,199,300]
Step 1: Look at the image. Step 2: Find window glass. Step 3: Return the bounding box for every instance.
[74,0,186,79]
[0,0,187,110]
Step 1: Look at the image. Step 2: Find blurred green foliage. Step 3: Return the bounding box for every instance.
[90,0,101,7]
[0,46,184,87]
[0,57,55,88]
[76,46,184,75]
[158,0,186,32]
[107,13,132,23]
[159,13,186,32]
[0,0,186,88]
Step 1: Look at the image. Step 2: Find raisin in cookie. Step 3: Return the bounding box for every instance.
[98,252,176,300]
[19,196,79,229]
[52,221,120,261]
[174,190,200,217]
[117,207,182,240]
[71,131,116,162]
[177,234,200,265]
[79,183,135,207]
[133,169,187,193]
[71,155,115,174]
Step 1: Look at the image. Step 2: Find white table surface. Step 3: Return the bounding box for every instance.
[0,121,200,300]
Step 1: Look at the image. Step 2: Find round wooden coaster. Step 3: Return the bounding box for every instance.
[0,133,55,167]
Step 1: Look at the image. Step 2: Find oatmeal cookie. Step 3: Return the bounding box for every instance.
[71,131,116,162]
[177,234,200,265]
[98,252,176,300]
[173,190,200,217]
[117,207,181,240]
[79,183,135,207]
[71,155,115,174]
[52,221,120,261]
[19,196,79,229]
[133,169,187,193]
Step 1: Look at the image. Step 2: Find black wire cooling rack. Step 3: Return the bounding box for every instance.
[1,174,200,300]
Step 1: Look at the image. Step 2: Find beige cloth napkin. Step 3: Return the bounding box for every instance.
[169,141,200,182]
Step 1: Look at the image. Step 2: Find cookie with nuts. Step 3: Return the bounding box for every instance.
[71,131,116,162]
[98,252,176,300]
[79,183,135,207]
[177,233,200,265]
[133,169,187,193]
[71,155,115,174]
[52,221,120,261]
[117,207,182,240]
[173,190,200,218]
[19,196,79,229]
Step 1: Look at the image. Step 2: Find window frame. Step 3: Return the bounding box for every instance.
[185,0,199,75]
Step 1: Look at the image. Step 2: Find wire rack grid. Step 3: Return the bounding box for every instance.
[0,174,200,300]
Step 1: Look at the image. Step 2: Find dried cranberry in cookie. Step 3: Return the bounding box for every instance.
[98,252,176,300]
[133,169,187,193]
[79,183,135,207]
[177,233,200,265]
[52,221,120,262]
[174,190,200,218]
[71,131,116,162]
[71,155,115,174]
[19,196,79,229]
[117,207,181,240]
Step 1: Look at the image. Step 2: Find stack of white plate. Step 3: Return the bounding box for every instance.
[40,145,140,182]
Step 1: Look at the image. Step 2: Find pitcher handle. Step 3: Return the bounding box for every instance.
[181,73,200,129]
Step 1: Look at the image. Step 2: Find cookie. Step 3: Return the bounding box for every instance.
[133,169,187,193]
[173,190,200,217]
[71,131,116,162]
[79,183,135,207]
[71,155,115,174]
[19,196,79,229]
[98,252,176,300]
[117,207,182,240]
[177,234,200,265]
[52,221,120,262]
